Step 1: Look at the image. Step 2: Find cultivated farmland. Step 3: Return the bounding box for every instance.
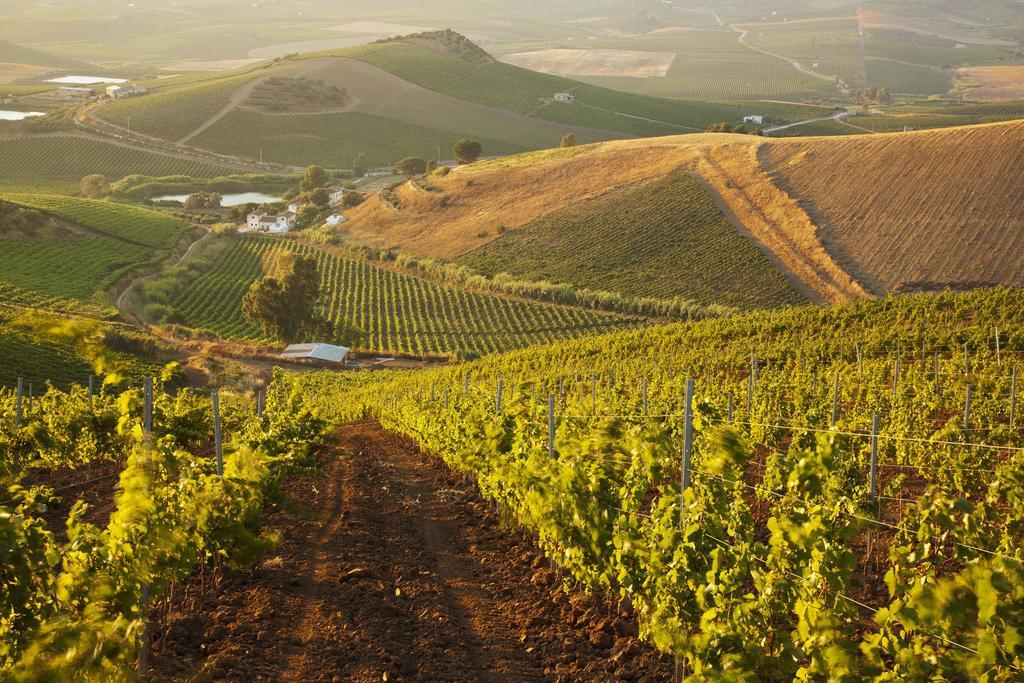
[0,194,190,249]
[174,237,638,356]
[762,120,1024,293]
[458,171,805,309]
[0,136,235,181]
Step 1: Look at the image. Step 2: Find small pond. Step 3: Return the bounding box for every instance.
[151,192,281,207]
[0,110,45,121]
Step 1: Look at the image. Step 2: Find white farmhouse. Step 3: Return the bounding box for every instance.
[246,211,296,234]
[106,84,146,99]
[327,185,346,207]
[744,115,765,125]
[553,92,576,103]
[287,198,308,214]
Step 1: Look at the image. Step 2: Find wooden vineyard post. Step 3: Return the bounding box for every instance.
[548,394,556,460]
[964,343,970,376]
[995,327,1001,366]
[856,343,862,376]
[591,375,598,415]
[496,377,503,415]
[831,372,840,427]
[444,388,450,410]
[964,384,972,431]
[430,380,436,403]
[934,350,940,395]
[463,373,470,395]
[88,374,94,409]
[15,377,22,427]
[674,378,695,683]
[892,358,900,398]
[1011,366,1018,428]
[681,379,694,504]
[256,387,265,419]
[870,413,879,506]
[212,389,223,476]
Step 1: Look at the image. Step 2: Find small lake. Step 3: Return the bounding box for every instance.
[0,110,45,121]
[151,192,281,207]
[45,75,128,85]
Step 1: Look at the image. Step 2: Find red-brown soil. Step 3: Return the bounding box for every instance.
[149,421,671,681]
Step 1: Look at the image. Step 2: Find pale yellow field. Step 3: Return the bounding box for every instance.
[955,66,1024,101]
[762,120,1024,293]
[857,9,1016,46]
[0,62,48,83]
[500,49,676,78]
[328,22,434,34]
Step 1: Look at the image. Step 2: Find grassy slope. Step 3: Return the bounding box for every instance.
[0,194,190,249]
[458,171,805,310]
[174,236,638,356]
[190,109,525,169]
[0,37,97,71]
[0,136,235,181]
[762,120,1024,293]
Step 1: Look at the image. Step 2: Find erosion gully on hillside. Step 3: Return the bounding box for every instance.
[149,422,670,681]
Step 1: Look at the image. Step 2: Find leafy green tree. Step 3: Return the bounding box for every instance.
[352,154,367,178]
[296,205,321,227]
[341,191,365,209]
[560,133,577,148]
[453,139,483,165]
[393,157,428,176]
[242,252,322,342]
[308,187,330,207]
[183,192,222,212]
[299,165,330,192]
[80,174,110,199]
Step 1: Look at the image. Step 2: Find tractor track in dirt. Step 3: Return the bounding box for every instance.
[150,421,670,682]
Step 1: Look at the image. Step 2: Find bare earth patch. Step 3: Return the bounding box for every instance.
[501,48,676,78]
[955,66,1024,101]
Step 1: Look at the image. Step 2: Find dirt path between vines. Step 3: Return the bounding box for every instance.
[150,421,670,682]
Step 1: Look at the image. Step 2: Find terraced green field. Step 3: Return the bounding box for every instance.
[175,237,638,356]
[0,136,235,181]
[865,59,951,95]
[457,171,806,309]
[0,194,190,249]
[190,109,522,169]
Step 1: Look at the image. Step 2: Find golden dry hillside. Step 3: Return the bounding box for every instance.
[762,120,1024,294]
[344,134,867,305]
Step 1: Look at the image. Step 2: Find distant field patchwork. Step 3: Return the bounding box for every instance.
[501,49,677,77]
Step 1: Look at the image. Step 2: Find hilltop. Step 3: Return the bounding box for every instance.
[91,32,824,169]
[341,119,1024,305]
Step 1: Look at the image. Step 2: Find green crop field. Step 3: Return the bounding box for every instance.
[865,59,952,95]
[458,171,806,309]
[288,286,1024,679]
[0,282,117,318]
[769,119,866,136]
[174,237,638,356]
[96,74,254,142]
[0,324,93,390]
[1,194,190,249]
[190,109,523,169]
[0,233,150,300]
[0,136,234,181]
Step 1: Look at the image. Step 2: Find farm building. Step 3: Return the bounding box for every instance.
[324,213,346,226]
[327,185,346,207]
[287,198,308,213]
[744,115,765,125]
[106,84,146,99]
[553,92,576,103]
[58,86,95,99]
[281,343,350,364]
[246,211,296,234]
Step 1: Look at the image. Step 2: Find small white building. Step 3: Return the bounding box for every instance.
[287,198,308,214]
[106,84,146,99]
[58,86,95,99]
[324,213,346,227]
[743,115,765,125]
[281,343,350,364]
[327,185,346,207]
[247,211,296,234]
[553,92,576,103]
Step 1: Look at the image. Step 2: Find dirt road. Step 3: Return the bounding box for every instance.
[150,422,670,681]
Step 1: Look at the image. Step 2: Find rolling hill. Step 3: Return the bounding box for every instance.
[341,119,1024,306]
[93,31,826,169]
